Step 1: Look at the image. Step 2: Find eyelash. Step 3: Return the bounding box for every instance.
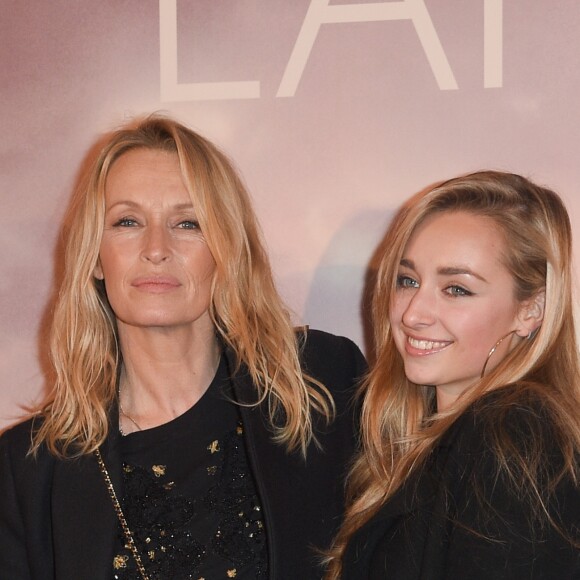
[444,285,473,297]
[176,220,199,230]
[111,218,200,230]
[396,276,473,297]
[113,217,138,227]
[396,275,418,289]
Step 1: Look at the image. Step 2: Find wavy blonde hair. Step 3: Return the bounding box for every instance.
[34,114,334,457]
[327,170,580,577]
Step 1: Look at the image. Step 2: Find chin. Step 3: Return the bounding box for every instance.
[402,366,439,387]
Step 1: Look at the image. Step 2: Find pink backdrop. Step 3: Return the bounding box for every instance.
[2,0,579,427]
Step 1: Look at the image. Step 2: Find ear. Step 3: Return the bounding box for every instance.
[515,290,545,338]
[93,260,104,281]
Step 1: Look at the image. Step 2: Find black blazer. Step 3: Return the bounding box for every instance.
[0,329,367,580]
[342,390,580,579]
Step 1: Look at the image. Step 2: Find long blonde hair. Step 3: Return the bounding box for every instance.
[34,115,334,457]
[327,170,580,577]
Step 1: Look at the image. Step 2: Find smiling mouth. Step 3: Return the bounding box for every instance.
[407,336,452,351]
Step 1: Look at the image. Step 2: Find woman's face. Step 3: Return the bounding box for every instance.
[94,148,216,334]
[390,211,525,407]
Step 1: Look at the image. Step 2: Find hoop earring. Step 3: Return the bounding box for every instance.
[480,330,517,378]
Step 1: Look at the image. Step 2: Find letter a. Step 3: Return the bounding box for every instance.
[277,0,457,97]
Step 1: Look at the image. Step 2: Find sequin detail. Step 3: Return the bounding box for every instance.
[207,440,220,454]
[113,554,129,569]
[112,423,267,579]
[151,465,166,477]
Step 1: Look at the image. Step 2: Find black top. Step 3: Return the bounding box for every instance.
[112,357,267,579]
[342,388,580,579]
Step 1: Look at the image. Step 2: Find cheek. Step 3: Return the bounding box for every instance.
[389,295,409,352]
[97,247,122,281]
[389,294,407,326]
[452,305,516,354]
[186,244,216,280]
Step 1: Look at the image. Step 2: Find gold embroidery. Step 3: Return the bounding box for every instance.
[113,554,129,569]
[207,465,218,475]
[227,569,237,578]
[207,439,220,454]
[152,464,166,477]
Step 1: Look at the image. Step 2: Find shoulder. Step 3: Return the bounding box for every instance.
[441,387,580,573]
[1,417,38,456]
[299,328,367,387]
[441,385,579,521]
[0,416,53,478]
[445,385,580,521]
[449,385,562,456]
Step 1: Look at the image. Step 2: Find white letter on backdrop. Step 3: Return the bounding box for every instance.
[277,0,458,97]
[159,0,260,101]
[484,0,503,87]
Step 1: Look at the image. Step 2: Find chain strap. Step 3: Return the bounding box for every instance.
[94,448,150,580]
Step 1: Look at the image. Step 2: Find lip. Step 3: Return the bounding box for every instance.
[131,276,181,293]
[405,334,453,356]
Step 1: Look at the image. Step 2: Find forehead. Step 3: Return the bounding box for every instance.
[104,148,189,203]
[107,147,181,181]
[403,211,508,271]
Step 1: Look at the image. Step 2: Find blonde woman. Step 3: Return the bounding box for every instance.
[0,116,366,580]
[328,171,580,578]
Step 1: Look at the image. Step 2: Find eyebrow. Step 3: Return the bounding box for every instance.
[105,200,195,212]
[399,258,488,283]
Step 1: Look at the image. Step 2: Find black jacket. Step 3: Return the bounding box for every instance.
[0,329,366,579]
[342,389,580,579]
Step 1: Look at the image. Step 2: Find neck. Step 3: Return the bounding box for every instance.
[117,320,220,431]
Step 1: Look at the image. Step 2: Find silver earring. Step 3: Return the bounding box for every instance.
[527,328,539,340]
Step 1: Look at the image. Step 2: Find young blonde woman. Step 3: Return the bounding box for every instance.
[0,116,366,580]
[327,171,580,578]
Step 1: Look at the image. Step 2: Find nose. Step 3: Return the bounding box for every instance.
[400,287,436,329]
[141,224,171,264]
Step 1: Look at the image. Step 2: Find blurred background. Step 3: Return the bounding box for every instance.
[1,0,579,427]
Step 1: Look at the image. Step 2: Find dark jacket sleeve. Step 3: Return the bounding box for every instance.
[0,428,31,578]
[0,419,55,580]
[443,405,580,579]
[0,416,126,580]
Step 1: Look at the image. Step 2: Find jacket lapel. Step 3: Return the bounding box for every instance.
[223,348,282,575]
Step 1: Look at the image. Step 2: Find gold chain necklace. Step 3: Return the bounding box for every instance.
[118,400,143,436]
[94,448,150,580]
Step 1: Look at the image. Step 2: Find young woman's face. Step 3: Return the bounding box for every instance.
[94,148,216,334]
[390,211,524,408]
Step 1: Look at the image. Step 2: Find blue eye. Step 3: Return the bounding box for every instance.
[445,285,473,297]
[396,275,419,289]
[177,220,199,230]
[113,217,138,227]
